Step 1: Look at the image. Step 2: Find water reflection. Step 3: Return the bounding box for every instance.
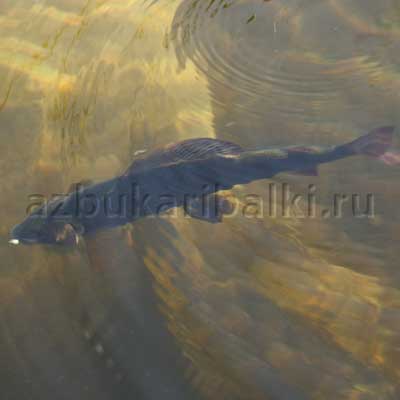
[170,0,400,126]
[1,0,400,399]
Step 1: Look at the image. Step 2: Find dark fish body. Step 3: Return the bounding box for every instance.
[10,126,399,245]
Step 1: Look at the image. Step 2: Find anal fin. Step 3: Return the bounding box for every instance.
[289,166,318,176]
[184,194,234,223]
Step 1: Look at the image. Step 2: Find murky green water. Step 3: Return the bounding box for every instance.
[1,1,400,399]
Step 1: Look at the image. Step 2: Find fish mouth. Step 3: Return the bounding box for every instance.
[9,223,43,245]
[8,236,39,245]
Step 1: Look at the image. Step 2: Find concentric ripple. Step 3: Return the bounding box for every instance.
[169,0,400,121]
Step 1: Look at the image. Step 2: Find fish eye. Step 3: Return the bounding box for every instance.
[25,218,47,235]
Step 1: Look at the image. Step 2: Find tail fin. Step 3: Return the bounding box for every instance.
[346,126,400,165]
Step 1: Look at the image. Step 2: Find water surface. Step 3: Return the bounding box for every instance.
[1,1,400,399]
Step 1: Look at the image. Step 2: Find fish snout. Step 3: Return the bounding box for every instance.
[9,224,22,245]
[9,224,39,245]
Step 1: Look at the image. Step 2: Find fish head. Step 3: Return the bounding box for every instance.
[9,199,83,246]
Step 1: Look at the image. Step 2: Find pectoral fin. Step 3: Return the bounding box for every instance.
[184,194,234,223]
[55,223,81,246]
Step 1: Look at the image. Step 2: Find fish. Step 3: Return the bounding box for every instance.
[9,126,399,246]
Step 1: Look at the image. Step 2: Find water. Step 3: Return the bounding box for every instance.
[1,1,400,399]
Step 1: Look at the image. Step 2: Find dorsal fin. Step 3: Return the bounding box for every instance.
[124,138,243,175]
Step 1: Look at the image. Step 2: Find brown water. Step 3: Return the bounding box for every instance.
[1,1,400,399]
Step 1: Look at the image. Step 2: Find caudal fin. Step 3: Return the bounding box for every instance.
[346,126,400,165]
